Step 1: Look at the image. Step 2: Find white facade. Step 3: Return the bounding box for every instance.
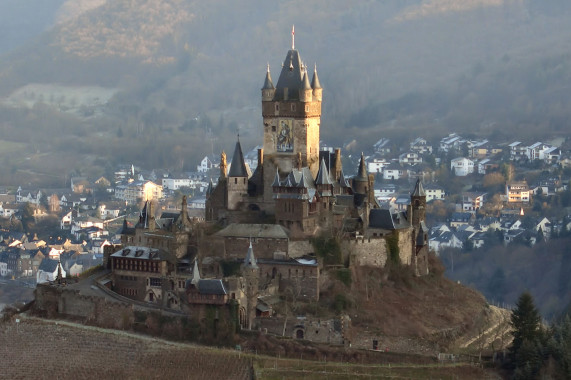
[450,157,474,176]
[367,158,389,174]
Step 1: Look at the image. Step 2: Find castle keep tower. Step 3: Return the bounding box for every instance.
[261,27,322,206]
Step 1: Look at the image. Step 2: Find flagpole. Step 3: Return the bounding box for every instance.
[292,25,295,50]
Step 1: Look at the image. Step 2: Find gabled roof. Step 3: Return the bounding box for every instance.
[228,139,248,177]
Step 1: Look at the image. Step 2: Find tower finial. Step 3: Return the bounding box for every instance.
[291,25,295,50]
[267,62,270,72]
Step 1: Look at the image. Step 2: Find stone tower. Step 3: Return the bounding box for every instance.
[261,28,322,208]
[410,178,426,228]
[410,178,429,276]
[226,138,249,210]
[242,242,259,330]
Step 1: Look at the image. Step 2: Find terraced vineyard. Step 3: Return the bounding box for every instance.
[0,317,252,379]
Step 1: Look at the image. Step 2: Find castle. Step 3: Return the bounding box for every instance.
[102,31,429,334]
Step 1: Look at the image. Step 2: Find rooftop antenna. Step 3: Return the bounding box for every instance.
[291,25,295,50]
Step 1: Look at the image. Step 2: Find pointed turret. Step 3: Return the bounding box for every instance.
[262,64,275,102]
[244,242,258,269]
[353,153,369,195]
[356,153,368,181]
[206,178,214,196]
[191,259,201,286]
[300,69,312,102]
[228,138,248,178]
[412,178,425,197]
[311,64,322,101]
[315,158,332,185]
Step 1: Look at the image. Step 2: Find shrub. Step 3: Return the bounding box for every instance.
[336,268,352,287]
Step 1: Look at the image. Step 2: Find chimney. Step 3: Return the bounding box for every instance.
[257,148,264,167]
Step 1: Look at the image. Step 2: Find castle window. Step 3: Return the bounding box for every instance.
[272,126,276,132]
[305,105,309,112]
[275,104,279,111]
[235,178,237,184]
[291,104,296,111]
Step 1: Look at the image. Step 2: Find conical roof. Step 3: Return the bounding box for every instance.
[262,65,274,89]
[191,259,201,285]
[354,153,368,182]
[412,178,425,197]
[311,65,322,89]
[228,139,248,177]
[315,159,332,185]
[244,242,258,269]
[302,70,312,90]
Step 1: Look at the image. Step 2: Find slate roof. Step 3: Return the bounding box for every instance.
[110,246,174,263]
[228,139,248,177]
[38,258,60,273]
[274,49,305,100]
[197,279,227,295]
[215,224,289,239]
[369,209,409,230]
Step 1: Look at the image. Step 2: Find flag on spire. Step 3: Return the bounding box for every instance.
[292,25,295,50]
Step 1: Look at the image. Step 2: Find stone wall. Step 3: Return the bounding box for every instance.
[288,240,314,258]
[343,227,415,268]
[343,237,388,268]
[258,315,349,345]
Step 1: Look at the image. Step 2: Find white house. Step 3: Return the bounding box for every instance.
[0,203,18,218]
[429,231,463,254]
[398,152,422,165]
[37,259,66,284]
[383,163,405,180]
[439,133,464,153]
[367,158,390,174]
[450,157,474,176]
[409,137,432,154]
[0,261,7,277]
[196,155,218,173]
[424,183,445,202]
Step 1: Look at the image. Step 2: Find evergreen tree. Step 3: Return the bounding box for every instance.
[510,292,542,363]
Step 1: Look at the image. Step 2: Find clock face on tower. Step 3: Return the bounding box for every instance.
[277,119,293,152]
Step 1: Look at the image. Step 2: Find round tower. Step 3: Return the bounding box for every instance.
[242,242,259,330]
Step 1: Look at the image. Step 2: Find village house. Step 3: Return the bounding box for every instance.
[409,137,432,155]
[506,181,531,203]
[450,157,474,176]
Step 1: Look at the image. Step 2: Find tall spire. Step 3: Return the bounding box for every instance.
[412,178,426,197]
[263,63,274,89]
[291,25,295,50]
[244,242,258,269]
[228,137,248,177]
[355,153,368,181]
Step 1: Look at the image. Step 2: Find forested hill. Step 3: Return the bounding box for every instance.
[0,0,570,180]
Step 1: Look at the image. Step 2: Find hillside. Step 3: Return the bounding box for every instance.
[0,316,498,379]
[0,1,571,183]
